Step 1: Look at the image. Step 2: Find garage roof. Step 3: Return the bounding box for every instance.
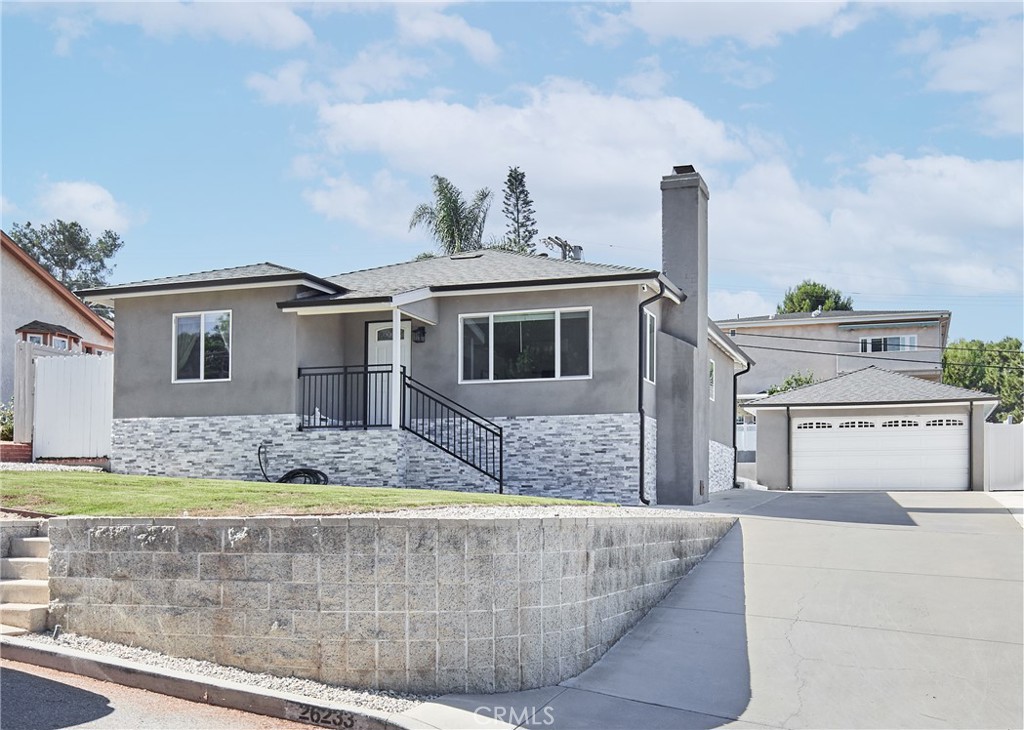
[747,366,998,408]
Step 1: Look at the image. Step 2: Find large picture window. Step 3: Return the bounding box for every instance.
[173,310,231,382]
[460,308,591,382]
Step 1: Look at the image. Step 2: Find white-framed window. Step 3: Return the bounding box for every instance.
[52,336,68,351]
[459,307,591,383]
[796,422,833,429]
[644,310,656,384]
[708,359,716,400]
[860,335,917,353]
[173,310,231,382]
[26,334,44,345]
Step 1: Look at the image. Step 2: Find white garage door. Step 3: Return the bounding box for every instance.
[792,413,969,491]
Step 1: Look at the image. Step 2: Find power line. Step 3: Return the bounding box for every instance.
[728,330,1024,355]
[736,343,1024,372]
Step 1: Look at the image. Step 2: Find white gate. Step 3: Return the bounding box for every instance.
[985,422,1023,491]
[32,353,113,458]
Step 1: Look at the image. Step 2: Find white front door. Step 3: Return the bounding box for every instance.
[367,322,410,424]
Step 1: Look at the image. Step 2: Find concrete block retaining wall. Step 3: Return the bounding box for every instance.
[47,514,735,694]
[112,413,654,505]
[709,439,735,493]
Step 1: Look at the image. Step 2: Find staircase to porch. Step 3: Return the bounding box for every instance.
[1,526,50,635]
[297,365,504,490]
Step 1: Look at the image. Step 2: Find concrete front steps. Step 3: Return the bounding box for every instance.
[1,534,50,635]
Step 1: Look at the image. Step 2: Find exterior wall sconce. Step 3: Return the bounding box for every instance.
[412,326,427,343]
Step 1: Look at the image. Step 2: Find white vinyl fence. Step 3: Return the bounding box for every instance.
[14,341,113,459]
[736,423,757,452]
[985,422,1023,491]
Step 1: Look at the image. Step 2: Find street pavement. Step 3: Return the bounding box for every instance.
[414,490,1024,729]
[0,658,307,729]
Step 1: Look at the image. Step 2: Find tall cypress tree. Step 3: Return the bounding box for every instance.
[501,166,538,253]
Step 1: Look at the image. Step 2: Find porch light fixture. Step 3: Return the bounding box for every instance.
[412,326,426,343]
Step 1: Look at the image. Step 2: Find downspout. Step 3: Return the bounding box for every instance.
[638,281,666,505]
[732,360,752,487]
[785,406,792,490]
[968,400,974,490]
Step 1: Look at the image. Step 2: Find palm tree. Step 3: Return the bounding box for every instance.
[409,175,493,255]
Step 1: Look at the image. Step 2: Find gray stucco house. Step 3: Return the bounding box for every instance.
[747,366,998,492]
[82,166,751,505]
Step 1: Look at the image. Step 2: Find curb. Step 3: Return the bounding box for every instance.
[0,635,434,730]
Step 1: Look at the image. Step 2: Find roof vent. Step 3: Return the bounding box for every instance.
[538,253,549,258]
[449,251,483,260]
[672,164,696,175]
[811,305,823,317]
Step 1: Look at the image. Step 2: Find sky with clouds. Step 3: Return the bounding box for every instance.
[2,1,1021,341]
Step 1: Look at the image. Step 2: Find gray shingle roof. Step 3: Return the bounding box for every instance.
[748,366,998,407]
[320,249,658,300]
[718,310,949,325]
[78,262,343,298]
[16,320,81,338]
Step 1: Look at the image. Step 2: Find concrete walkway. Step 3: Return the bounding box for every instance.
[412,490,1024,729]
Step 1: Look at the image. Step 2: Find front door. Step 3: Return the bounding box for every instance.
[367,322,411,425]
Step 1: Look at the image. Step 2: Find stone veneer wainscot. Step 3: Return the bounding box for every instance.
[112,413,654,505]
[47,513,735,694]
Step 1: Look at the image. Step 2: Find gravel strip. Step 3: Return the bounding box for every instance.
[0,462,102,472]
[19,632,431,714]
[376,504,706,519]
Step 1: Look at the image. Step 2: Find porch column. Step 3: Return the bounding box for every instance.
[391,307,402,430]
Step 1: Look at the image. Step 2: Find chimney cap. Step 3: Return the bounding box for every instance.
[672,164,696,175]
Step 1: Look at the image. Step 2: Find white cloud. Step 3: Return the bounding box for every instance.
[51,14,92,56]
[247,60,322,106]
[1,195,18,219]
[35,181,139,233]
[709,289,776,321]
[918,20,1024,135]
[310,78,751,254]
[712,155,1023,299]
[617,56,671,97]
[394,5,500,64]
[577,2,856,48]
[304,169,420,241]
[330,45,432,102]
[91,2,314,50]
[702,45,775,89]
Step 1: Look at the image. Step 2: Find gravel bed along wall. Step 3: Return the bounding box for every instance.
[709,439,735,493]
[19,632,427,714]
[47,512,736,694]
[0,463,103,472]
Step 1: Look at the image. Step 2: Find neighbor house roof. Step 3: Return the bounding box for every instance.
[78,262,342,303]
[746,366,998,409]
[718,309,950,326]
[16,320,81,338]
[279,249,680,308]
[2,231,115,341]
[708,321,753,368]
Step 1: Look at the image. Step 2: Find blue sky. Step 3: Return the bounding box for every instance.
[2,2,1021,341]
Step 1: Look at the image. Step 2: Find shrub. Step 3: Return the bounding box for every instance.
[0,397,14,441]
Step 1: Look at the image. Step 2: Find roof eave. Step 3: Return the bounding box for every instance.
[80,273,342,304]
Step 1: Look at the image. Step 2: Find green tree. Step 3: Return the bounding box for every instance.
[8,220,123,292]
[777,280,853,314]
[409,175,492,255]
[943,337,1023,422]
[500,166,538,254]
[767,370,816,395]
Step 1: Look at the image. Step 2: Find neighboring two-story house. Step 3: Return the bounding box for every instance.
[716,309,951,459]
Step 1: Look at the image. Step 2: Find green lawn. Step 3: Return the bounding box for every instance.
[0,471,601,517]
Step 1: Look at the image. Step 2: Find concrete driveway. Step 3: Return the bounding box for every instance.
[413,490,1023,729]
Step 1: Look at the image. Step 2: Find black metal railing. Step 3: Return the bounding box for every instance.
[401,373,504,491]
[297,364,394,430]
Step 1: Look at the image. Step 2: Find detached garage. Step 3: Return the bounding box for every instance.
[748,367,999,492]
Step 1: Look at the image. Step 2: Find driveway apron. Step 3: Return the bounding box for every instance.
[422,491,1023,729]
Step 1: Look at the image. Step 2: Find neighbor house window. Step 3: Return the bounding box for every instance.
[644,310,656,384]
[52,336,68,351]
[26,334,43,345]
[860,335,917,353]
[709,359,716,400]
[460,308,591,382]
[173,310,231,382]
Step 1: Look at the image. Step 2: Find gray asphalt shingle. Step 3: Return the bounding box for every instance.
[749,366,997,406]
